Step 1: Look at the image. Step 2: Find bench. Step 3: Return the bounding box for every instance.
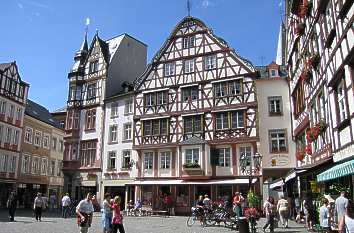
[148,210,169,217]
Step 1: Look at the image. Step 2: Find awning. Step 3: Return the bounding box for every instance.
[127,178,257,186]
[103,179,133,187]
[317,160,354,182]
[284,169,306,182]
[81,180,96,187]
[269,179,284,190]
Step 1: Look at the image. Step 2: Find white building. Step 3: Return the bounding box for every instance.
[101,84,137,208]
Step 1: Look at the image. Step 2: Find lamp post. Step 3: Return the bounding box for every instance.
[239,152,262,191]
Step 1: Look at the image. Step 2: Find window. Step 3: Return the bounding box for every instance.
[12,130,19,145]
[0,125,3,143]
[215,82,228,98]
[318,92,326,120]
[239,147,251,167]
[73,111,80,129]
[216,112,228,130]
[57,161,62,176]
[122,150,131,169]
[124,99,133,114]
[8,155,16,173]
[52,137,57,150]
[41,158,47,175]
[9,105,14,118]
[5,127,12,144]
[185,148,199,164]
[164,63,175,76]
[218,148,230,167]
[182,86,198,102]
[270,69,278,77]
[145,93,156,108]
[22,155,30,174]
[183,36,195,49]
[34,131,42,147]
[87,83,97,100]
[143,119,168,136]
[184,59,195,73]
[0,101,6,115]
[336,79,348,122]
[231,111,244,128]
[108,151,116,169]
[50,160,55,176]
[111,102,119,118]
[123,123,132,140]
[144,152,153,170]
[157,92,167,106]
[204,55,216,70]
[268,96,283,115]
[31,157,40,174]
[24,127,33,144]
[0,154,8,172]
[229,80,242,95]
[43,134,50,149]
[85,109,96,130]
[160,151,171,169]
[269,129,287,152]
[89,60,99,73]
[80,140,97,167]
[184,115,202,135]
[16,107,22,121]
[109,125,118,142]
[216,111,244,130]
[144,91,168,111]
[59,140,64,152]
[293,81,305,117]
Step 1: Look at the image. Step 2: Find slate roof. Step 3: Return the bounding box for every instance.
[0,62,12,71]
[179,136,206,145]
[25,100,61,128]
[255,65,287,79]
[52,106,67,114]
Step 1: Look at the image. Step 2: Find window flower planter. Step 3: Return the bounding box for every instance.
[307,54,320,69]
[296,150,305,161]
[182,163,200,169]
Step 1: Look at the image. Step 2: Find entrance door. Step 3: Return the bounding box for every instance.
[195,185,211,199]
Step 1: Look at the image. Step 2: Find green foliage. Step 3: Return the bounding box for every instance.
[182,162,200,168]
[247,191,260,208]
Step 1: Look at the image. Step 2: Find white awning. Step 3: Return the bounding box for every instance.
[128,178,257,186]
[284,169,306,183]
[81,180,96,187]
[269,179,284,189]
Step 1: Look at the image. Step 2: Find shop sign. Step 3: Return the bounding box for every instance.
[333,144,354,162]
[310,181,320,193]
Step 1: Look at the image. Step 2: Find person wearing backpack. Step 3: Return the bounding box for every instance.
[277,196,289,228]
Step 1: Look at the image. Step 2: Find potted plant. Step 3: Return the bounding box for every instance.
[316,119,327,134]
[296,150,305,161]
[182,162,201,169]
[305,144,312,155]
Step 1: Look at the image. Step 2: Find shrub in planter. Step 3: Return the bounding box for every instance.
[183,162,200,169]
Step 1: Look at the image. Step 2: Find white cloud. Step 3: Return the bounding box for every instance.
[25,0,49,9]
[17,3,24,9]
[201,0,215,9]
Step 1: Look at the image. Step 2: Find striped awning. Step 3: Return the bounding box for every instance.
[317,160,354,182]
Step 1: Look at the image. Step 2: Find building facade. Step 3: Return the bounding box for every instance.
[133,16,260,214]
[17,100,64,208]
[255,62,296,199]
[101,87,136,209]
[285,0,354,198]
[0,62,29,208]
[63,32,146,200]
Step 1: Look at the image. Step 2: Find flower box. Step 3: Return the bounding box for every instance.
[296,150,305,161]
[182,163,200,169]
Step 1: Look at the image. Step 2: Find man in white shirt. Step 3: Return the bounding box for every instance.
[320,199,330,232]
[335,191,349,223]
[76,193,94,233]
[61,193,71,218]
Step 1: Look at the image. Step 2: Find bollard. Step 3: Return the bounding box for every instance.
[238,217,249,233]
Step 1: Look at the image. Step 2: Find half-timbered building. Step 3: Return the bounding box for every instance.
[0,62,29,208]
[133,16,260,214]
[63,32,146,200]
[285,0,354,199]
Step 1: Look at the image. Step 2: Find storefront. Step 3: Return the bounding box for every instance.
[16,183,48,208]
[0,182,16,208]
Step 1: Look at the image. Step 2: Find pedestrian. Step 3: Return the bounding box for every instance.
[294,194,301,223]
[303,195,314,231]
[203,194,212,209]
[338,200,354,233]
[76,192,94,233]
[33,193,44,221]
[62,193,71,218]
[233,192,244,218]
[101,193,112,233]
[164,193,173,216]
[263,196,276,233]
[49,193,57,212]
[277,195,289,228]
[134,199,142,216]
[112,196,125,233]
[7,191,17,222]
[335,191,349,224]
[320,198,330,232]
[126,200,134,216]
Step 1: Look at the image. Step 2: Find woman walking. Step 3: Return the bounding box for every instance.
[33,193,44,221]
[338,201,354,233]
[102,193,112,233]
[277,196,289,228]
[303,195,314,231]
[112,196,125,233]
[263,196,276,232]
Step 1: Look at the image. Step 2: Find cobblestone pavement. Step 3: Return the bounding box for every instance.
[0,210,308,233]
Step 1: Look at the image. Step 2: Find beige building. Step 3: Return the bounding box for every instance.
[17,100,64,208]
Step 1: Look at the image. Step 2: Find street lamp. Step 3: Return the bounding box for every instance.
[240,152,262,191]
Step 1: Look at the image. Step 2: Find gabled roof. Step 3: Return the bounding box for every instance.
[255,63,287,79]
[179,136,206,145]
[134,16,255,90]
[25,99,61,129]
[0,62,12,71]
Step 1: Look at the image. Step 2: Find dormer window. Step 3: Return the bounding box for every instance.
[270,69,278,77]
[183,36,195,49]
[89,60,99,73]
[164,63,175,76]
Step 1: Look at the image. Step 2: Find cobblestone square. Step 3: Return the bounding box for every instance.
[0,210,308,233]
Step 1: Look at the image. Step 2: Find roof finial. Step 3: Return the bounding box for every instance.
[187,0,191,16]
[85,17,90,39]
[95,28,99,37]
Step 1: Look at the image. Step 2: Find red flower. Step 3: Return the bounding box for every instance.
[305,144,312,155]
[296,151,305,161]
[244,208,260,220]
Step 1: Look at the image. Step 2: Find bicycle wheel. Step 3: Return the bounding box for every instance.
[187,215,196,227]
[204,213,216,226]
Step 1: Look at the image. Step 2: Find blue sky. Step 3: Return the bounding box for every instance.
[0,0,283,111]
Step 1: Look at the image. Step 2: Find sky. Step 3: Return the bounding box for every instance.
[0,0,284,111]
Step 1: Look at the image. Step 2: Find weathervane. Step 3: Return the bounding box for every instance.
[187,0,191,16]
[85,17,90,38]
